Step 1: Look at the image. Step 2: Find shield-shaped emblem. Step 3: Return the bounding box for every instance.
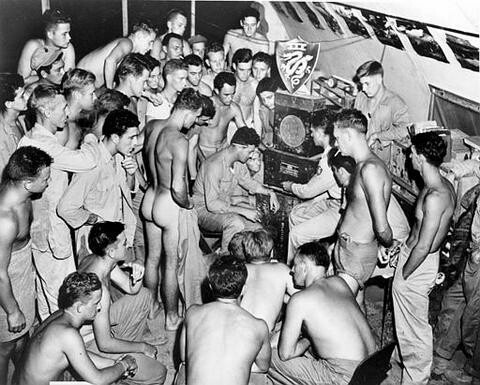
[276,38,320,94]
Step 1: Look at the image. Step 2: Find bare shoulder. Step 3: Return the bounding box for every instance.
[0,209,18,240]
[360,158,389,180]
[22,39,43,51]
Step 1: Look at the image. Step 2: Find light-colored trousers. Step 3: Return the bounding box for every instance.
[392,245,439,385]
[287,198,341,264]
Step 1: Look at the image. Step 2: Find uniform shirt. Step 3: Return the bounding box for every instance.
[57,141,136,245]
[18,123,97,257]
[0,116,23,176]
[291,146,341,201]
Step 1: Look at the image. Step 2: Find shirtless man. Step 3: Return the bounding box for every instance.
[268,242,376,385]
[142,88,202,330]
[0,146,52,385]
[332,109,393,304]
[232,48,258,125]
[201,42,226,90]
[151,9,191,61]
[14,272,138,385]
[184,54,213,97]
[223,8,271,67]
[179,256,271,385]
[78,20,157,88]
[392,132,455,385]
[240,229,297,331]
[78,221,167,385]
[195,72,246,165]
[18,9,75,84]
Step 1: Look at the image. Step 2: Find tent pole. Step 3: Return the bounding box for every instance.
[191,0,196,36]
[41,0,50,14]
[122,0,129,36]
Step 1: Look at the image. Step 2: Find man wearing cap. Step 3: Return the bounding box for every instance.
[193,126,279,254]
[29,46,65,86]
[189,34,208,60]
[17,9,75,85]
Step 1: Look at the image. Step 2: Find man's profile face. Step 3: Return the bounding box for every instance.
[332,166,350,188]
[235,61,252,83]
[44,58,65,85]
[49,94,69,128]
[192,42,206,59]
[206,51,225,74]
[27,166,51,194]
[169,69,188,92]
[10,87,28,112]
[333,126,350,156]
[130,69,150,98]
[117,126,139,156]
[165,38,183,60]
[410,146,421,171]
[218,84,235,106]
[110,232,128,262]
[135,31,156,54]
[78,83,97,111]
[252,61,269,82]
[238,144,256,163]
[187,64,203,87]
[168,14,187,35]
[240,16,259,37]
[47,23,71,49]
[81,289,102,321]
[259,91,275,110]
[312,127,328,147]
[185,107,202,129]
[359,74,382,98]
[291,257,307,287]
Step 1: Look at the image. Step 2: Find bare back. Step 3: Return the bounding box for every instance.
[241,262,294,331]
[185,302,269,385]
[0,189,32,251]
[143,119,170,191]
[292,277,376,361]
[340,155,391,242]
[407,176,455,252]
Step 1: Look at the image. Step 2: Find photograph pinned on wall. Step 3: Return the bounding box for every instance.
[334,6,371,39]
[361,10,404,50]
[445,34,479,72]
[297,2,324,30]
[311,2,344,35]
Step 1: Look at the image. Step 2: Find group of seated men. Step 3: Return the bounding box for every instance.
[0,3,477,385]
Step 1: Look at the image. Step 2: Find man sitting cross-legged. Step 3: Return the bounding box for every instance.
[268,242,376,385]
[78,221,167,385]
[14,272,138,385]
[178,255,271,385]
[240,229,297,332]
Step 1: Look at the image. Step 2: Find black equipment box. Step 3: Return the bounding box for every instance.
[273,91,330,157]
[263,148,319,189]
[257,191,300,263]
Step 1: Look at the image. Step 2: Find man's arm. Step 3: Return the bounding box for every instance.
[110,263,143,294]
[232,103,247,128]
[403,193,444,279]
[0,216,25,333]
[361,163,393,247]
[150,38,162,61]
[104,39,133,88]
[278,295,310,361]
[253,320,272,372]
[62,328,132,385]
[188,132,199,181]
[223,32,232,67]
[170,137,193,209]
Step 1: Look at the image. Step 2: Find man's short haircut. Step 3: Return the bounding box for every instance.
[184,54,203,67]
[58,272,101,310]
[167,8,187,22]
[214,72,236,91]
[139,54,160,72]
[95,89,130,117]
[102,109,139,138]
[61,68,96,101]
[241,7,260,21]
[131,19,157,35]
[296,242,330,268]
[256,77,278,97]
[334,108,368,134]
[200,94,216,119]
[208,255,247,299]
[232,48,253,66]
[328,150,356,174]
[243,229,274,263]
[163,59,188,81]
[228,231,250,259]
[252,52,272,68]
[43,9,71,33]
[162,32,183,47]
[2,146,52,184]
[231,126,260,146]
[311,108,337,146]
[0,73,24,113]
[116,53,148,81]
[355,60,383,81]
[206,42,224,57]
[173,87,202,112]
[88,221,125,257]
[28,83,62,116]
[411,132,447,167]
